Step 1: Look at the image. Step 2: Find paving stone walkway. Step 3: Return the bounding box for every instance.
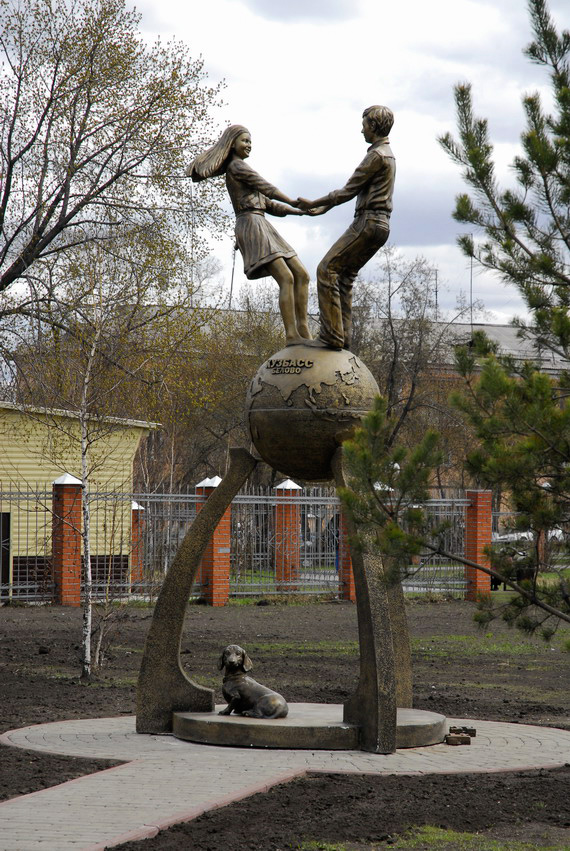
[1,714,569,851]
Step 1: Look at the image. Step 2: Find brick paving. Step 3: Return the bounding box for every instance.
[1,714,569,850]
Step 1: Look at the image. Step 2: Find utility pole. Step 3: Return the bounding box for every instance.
[469,235,474,335]
[434,268,438,321]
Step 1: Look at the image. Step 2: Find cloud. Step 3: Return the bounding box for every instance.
[392,195,459,247]
[137,0,562,325]
[232,0,358,22]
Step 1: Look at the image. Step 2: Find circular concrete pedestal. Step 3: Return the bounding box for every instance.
[172,703,447,750]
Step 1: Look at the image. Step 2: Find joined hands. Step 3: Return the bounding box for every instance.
[294,197,315,211]
[291,198,329,216]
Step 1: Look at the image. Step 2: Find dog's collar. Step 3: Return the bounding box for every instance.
[223,670,246,681]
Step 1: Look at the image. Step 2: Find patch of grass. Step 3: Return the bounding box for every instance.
[109,599,156,609]
[87,675,137,688]
[29,665,76,680]
[227,593,339,607]
[295,843,349,851]
[392,825,565,849]
[110,645,143,654]
[541,567,570,579]
[404,592,460,603]
[17,663,152,690]
[412,634,549,658]
[202,628,570,662]
[182,672,218,689]
[245,639,359,656]
[538,575,568,590]
[487,590,518,603]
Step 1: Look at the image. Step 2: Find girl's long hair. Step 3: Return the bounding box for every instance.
[188,125,249,182]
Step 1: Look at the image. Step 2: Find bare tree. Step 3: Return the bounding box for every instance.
[0,0,224,302]
[351,248,482,487]
[4,235,214,677]
[134,283,286,490]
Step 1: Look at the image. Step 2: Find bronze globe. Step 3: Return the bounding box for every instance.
[246,344,380,481]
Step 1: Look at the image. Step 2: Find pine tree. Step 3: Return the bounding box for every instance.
[438,0,570,361]
[338,396,442,587]
[340,391,570,641]
[434,0,570,639]
[453,337,570,640]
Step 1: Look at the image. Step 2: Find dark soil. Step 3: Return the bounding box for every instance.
[1,598,569,850]
[119,769,570,851]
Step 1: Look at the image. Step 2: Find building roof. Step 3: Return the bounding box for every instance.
[446,322,568,374]
[0,400,160,430]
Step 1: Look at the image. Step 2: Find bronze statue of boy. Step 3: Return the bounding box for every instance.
[295,105,396,351]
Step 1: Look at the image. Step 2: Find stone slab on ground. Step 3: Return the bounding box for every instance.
[1,716,569,851]
[173,703,446,749]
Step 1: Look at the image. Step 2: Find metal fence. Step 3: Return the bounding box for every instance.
[230,487,342,596]
[0,484,470,602]
[0,487,54,602]
[491,508,569,576]
[126,490,200,599]
[403,498,471,594]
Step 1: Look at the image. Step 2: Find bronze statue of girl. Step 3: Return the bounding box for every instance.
[188,125,316,346]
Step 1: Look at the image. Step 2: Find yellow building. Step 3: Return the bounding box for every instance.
[0,402,158,600]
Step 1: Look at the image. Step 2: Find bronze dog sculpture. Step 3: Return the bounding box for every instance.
[218,644,289,719]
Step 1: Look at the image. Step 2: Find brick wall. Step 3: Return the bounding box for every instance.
[274,481,301,588]
[338,512,355,601]
[464,489,492,600]
[52,475,82,607]
[196,478,230,607]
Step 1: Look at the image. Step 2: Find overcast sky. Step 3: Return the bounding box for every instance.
[139,0,566,324]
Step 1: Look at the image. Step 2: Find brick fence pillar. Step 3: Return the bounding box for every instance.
[464,489,492,600]
[196,476,230,607]
[274,479,301,589]
[52,474,83,607]
[338,511,356,601]
[131,501,145,590]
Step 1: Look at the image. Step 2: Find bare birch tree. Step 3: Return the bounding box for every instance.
[0,0,224,303]
[3,234,214,677]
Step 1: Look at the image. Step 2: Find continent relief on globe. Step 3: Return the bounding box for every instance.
[246,344,380,482]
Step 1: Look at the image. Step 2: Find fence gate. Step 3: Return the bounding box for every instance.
[402,497,470,595]
[230,487,342,596]
[0,488,53,602]
[0,512,9,598]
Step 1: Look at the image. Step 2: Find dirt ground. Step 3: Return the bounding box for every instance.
[1,598,569,850]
